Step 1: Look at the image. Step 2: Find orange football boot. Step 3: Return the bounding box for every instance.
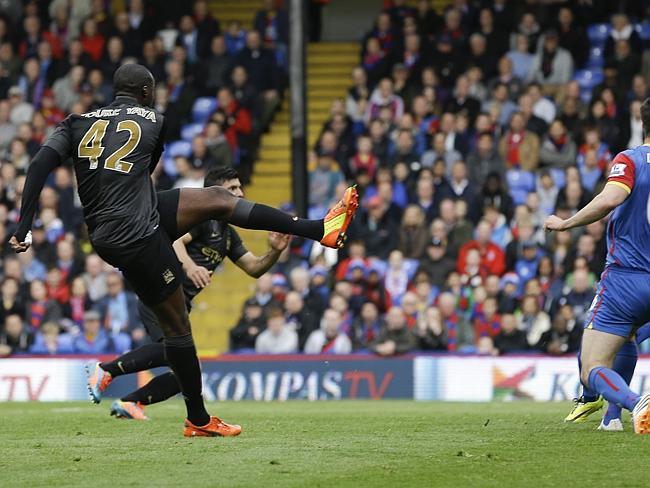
[110,400,149,420]
[320,185,359,249]
[85,362,112,404]
[183,416,242,437]
[633,394,650,434]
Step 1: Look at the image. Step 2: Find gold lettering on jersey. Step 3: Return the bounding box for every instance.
[126,107,157,122]
[201,246,223,264]
[81,109,122,118]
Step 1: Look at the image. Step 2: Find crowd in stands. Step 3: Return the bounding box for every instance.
[0,0,290,356]
[230,0,650,357]
[2,0,650,359]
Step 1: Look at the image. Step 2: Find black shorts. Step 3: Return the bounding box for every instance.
[93,189,183,306]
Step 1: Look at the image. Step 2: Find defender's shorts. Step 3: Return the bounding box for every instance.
[584,266,650,338]
[93,190,183,306]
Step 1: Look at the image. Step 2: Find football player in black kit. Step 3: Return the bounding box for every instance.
[10,64,359,437]
[84,167,290,421]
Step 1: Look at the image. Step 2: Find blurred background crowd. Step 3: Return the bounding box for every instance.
[0,0,649,359]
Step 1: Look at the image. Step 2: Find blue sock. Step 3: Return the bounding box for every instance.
[604,341,638,422]
[588,366,640,412]
[577,350,599,402]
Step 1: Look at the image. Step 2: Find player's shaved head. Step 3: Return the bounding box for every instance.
[642,98,650,139]
[113,63,155,106]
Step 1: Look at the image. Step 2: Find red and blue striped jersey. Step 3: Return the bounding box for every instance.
[605,145,650,270]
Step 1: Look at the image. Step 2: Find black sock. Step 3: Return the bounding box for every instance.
[164,334,210,426]
[100,343,167,378]
[121,372,180,405]
[230,200,324,241]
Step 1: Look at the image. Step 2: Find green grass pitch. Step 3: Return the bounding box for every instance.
[1,400,648,487]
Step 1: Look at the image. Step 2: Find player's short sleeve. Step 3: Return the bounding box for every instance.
[607,152,635,193]
[227,227,248,263]
[43,116,73,160]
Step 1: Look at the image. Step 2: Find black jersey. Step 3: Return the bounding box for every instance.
[43,96,165,248]
[183,220,248,302]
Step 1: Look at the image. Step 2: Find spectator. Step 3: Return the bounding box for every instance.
[414,306,447,350]
[71,310,130,354]
[370,306,417,356]
[230,298,266,351]
[539,119,577,169]
[398,205,428,259]
[0,314,34,356]
[499,112,539,171]
[365,78,404,123]
[8,86,35,125]
[518,294,551,347]
[193,0,221,58]
[198,35,229,96]
[438,291,472,351]
[603,13,642,61]
[506,34,534,81]
[254,0,289,52]
[82,254,107,302]
[350,301,384,350]
[203,120,233,168]
[255,307,298,354]
[555,7,589,69]
[467,132,505,186]
[213,87,252,165]
[0,277,24,323]
[309,152,344,209]
[284,290,318,351]
[26,279,62,331]
[228,65,258,111]
[29,320,73,354]
[93,271,143,346]
[304,308,352,354]
[527,30,573,90]
[493,312,528,354]
[224,20,247,57]
[165,59,197,125]
[457,220,506,277]
[349,195,399,260]
[235,30,280,128]
[536,303,580,355]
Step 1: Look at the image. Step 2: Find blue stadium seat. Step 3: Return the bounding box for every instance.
[166,140,192,158]
[507,169,535,206]
[506,169,535,191]
[574,69,604,90]
[587,23,610,45]
[510,188,530,206]
[181,122,205,141]
[636,23,650,41]
[192,97,218,124]
[586,46,604,69]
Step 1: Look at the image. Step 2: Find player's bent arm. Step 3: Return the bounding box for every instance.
[172,233,211,289]
[555,183,629,231]
[12,147,62,246]
[235,249,282,279]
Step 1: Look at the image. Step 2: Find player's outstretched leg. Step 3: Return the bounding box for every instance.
[175,185,358,249]
[109,372,181,421]
[85,343,167,404]
[580,329,650,434]
[150,286,241,437]
[599,340,638,431]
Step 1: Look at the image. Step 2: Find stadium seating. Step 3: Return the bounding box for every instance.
[191,97,219,124]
